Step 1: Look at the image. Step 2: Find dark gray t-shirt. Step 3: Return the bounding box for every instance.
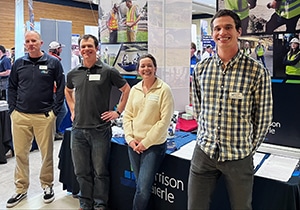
[66,59,126,128]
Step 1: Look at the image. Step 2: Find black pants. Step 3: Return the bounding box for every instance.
[266,13,300,33]
[0,78,8,100]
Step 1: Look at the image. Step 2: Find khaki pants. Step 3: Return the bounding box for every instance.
[126,28,136,42]
[11,110,56,194]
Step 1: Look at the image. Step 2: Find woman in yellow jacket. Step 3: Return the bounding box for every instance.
[123,54,174,210]
[283,38,300,79]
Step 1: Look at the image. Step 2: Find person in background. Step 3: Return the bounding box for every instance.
[10,47,15,64]
[123,54,174,210]
[106,3,120,43]
[0,45,11,100]
[242,41,252,56]
[266,0,300,33]
[48,41,68,140]
[48,41,64,60]
[224,0,257,33]
[255,39,267,68]
[190,42,199,76]
[103,47,109,64]
[201,44,214,61]
[283,37,300,79]
[125,0,141,42]
[196,50,201,61]
[122,53,129,65]
[133,52,140,65]
[188,9,273,210]
[190,42,199,104]
[65,34,130,210]
[71,45,81,69]
[7,30,65,208]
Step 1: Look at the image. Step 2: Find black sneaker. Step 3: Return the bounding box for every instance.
[6,192,27,208]
[54,132,63,141]
[43,186,55,203]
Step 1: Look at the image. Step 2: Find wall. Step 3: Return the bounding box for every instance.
[0,0,98,49]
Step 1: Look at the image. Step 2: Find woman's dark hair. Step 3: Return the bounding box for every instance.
[210,9,242,32]
[136,53,157,71]
[78,34,99,48]
[288,43,300,58]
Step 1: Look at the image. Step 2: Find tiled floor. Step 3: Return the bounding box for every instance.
[0,140,78,209]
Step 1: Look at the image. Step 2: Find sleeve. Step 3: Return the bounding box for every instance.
[7,60,19,114]
[123,88,135,144]
[192,62,202,120]
[282,54,288,65]
[66,70,74,89]
[110,67,127,88]
[283,53,300,66]
[251,67,273,152]
[134,5,140,17]
[2,58,11,70]
[53,60,66,116]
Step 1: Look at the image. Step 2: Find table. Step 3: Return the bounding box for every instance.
[0,110,12,164]
[109,143,300,210]
[0,113,61,165]
[58,128,79,195]
[58,129,300,210]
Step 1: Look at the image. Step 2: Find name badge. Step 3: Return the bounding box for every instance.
[39,65,47,70]
[229,92,243,100]
[148,94,159,102]
[89,74,101,81]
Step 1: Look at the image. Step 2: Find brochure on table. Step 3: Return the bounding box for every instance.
[171,140,300,183]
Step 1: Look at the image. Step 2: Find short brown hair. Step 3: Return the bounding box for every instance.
[191,42,196,50]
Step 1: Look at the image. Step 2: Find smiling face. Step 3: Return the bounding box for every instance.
[212,15,241,51]
[79,37,98,63]
[138,57,157,80]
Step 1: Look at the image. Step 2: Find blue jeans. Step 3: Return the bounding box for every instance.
[188,145,254,210]
[256,55,266,68]
[71,126,112,210]
[128,142,166,210]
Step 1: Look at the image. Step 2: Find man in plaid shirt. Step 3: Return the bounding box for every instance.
[188,9,273,210]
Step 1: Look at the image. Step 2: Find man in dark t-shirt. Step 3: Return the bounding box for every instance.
[65,34,130,210]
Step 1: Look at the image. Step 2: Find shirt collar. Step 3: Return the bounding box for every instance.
[135,77,162,91]
[78,58,103,70]
[215,50,243,68]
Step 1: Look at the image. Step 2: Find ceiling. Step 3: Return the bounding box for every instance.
[72,0,216,17]
[192,0,216,17]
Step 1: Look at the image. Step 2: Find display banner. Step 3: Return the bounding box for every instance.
[265,81,300,148]
[100,0,148,76]
[217,0,300,35]
[217,0,300,149]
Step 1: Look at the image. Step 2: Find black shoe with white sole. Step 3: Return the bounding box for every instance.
[6,192,27,208]
[43,186,55,203]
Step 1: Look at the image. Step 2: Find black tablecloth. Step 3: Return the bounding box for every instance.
[0,111,12,164]
[58,128,79,195]
[58,129,300,210]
